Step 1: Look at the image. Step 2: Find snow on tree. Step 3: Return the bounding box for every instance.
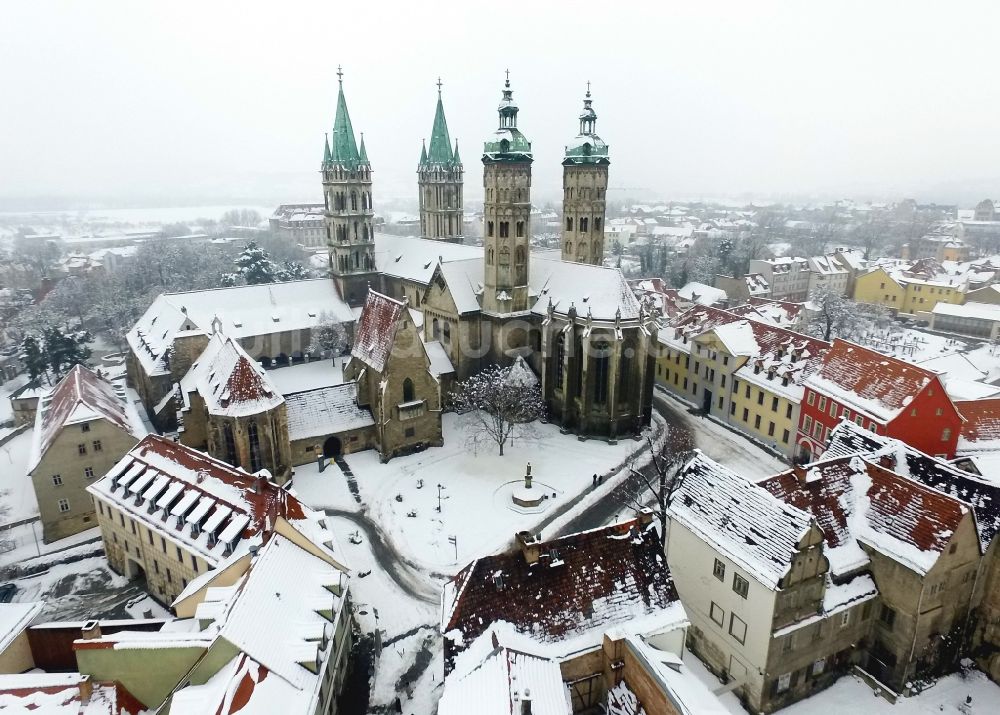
[804,284,888,342]
[20,326,91,384]
[276,260,310,281]
[231,240,278,285]
[625,424,696,547]
[451,362,546,456]
[21,333,47,382]
[308,312,350,363]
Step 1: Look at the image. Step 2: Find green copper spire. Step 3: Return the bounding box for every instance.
[330,66,362,167]
[452,139,460,166]
[358,132,368,164]
[419,139,427,165]
[483,70,532,162]
[424,78,454,165]
[563,81,609,165]
[323,133,331,165]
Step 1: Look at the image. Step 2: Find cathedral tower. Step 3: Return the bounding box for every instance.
[482,72,532,315]
[323,68,376,307]
[418,79,464,243]
[561,84,609,265]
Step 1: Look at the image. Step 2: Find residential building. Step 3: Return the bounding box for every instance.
[561,85,609,266]
[715,273,771,304]
[829,248,868,296]
[269,203,327,248]
[796,339,962,461]
[667,452,873,713]
[806,254,850,297]
[28,365,147,542]
[727,297,806,330]
[87,434,333,606]
[974,199,999,222]
[441,516,689,711]
[749,257,811,301]
[417,82,464,243]
[0,602,43,674]
[853,263,966,315]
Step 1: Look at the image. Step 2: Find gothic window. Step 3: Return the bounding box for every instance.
[595,217,602,232]
[248,421,262,473]
[515,246,526,265]
[500,247,510,266]
[354,252,359,268]
[487,248,494,265]
[500,222,510,238]
[361,193,367,210]
[433,318,441,340]
[362,224,369,241]
[487,220,494,237]
[555,334,566,387]
[619,350,631,398]
[223,423,237,466]
[443,322,451,342]
[353,221,359,240]
[579,242,588,258]
[593,341,610,404]
[326,226,331,241]
[351,192,358,211]
[565,242,572,256]
[403,378,415,403]
[581,217,589,233]
[516,221,524,237]
[566,217,573,231]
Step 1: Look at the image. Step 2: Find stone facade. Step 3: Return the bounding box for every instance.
[418,84,464,243]
[561,87,609,266]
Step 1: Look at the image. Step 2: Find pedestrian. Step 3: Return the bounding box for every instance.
[598,474,603,485]
[592,473,598,487]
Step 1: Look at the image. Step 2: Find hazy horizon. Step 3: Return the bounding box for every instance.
[3,1,1000,211]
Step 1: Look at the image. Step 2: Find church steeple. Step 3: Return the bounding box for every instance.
[561,82,609,266]
[322,67,376,306]
[484,71,532,161]
[417,78,464,243]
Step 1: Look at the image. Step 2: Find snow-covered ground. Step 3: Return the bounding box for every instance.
[685,647,1000,714]
[293,413,644,571]
[1,374,29,435]
[267,359,346,394]
[0,428,39,523]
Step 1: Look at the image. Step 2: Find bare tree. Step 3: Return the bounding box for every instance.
[308,312,350,363]
[451,363,545,456]
[623,425,696,546]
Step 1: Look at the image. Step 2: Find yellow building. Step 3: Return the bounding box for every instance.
[655,306,831,458]
[899,278,964,314]
[852,267,905,310]
[853,266,965,314]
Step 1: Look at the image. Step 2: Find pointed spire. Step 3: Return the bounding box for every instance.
[427,79,454,164]
[452,139,461,166]
[359,132,369,164]
[419,138,427,165]
[330,66,361,166]
[323,133,331,165]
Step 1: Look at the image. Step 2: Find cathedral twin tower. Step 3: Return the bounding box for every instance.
[323,70,610,306]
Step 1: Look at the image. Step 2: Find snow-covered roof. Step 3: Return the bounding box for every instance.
[29,365,147,473]
[442,518,682,666]
[669,452,814,589]
[284,384,374,441]
[373,233,480,286]
[0,602,43,654]
[823,420,1000,549]
[0,675,144,714]
[423,340,456,377]
[761,456,971,576]
[438,259,485,314]
[87,435,318,566]
[127,279,353,377]
[808,255,849,276]
[932,301,1000,322]
[804,339,945,423]
[169,652,310,715]
[438,627,571,715]
[179,333,283,418]
[957,398,1000,453]
[530,257,641,322]
[677,282,726,306]
[351,290,406,373]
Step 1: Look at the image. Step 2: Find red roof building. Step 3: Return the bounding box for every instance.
[956,398,1000,454]
[797,339,962,462]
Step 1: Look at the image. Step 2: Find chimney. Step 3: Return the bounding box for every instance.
[516,531,541,566]
[78,675,93,704]
[80,620,101,640]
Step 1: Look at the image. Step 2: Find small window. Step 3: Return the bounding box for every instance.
[78,443,87,455]
[771,397,779,412]
[58,498,70,513]
[81,423,91,433]
[879,604,896,629]
[782,429,790,443]
[829,401,837,418]
[818,396,827,411]
[84,467,94,479]
[710,601,725,627]
[405,427,415,438]
[147,530,153,545]
[52,474,63,486]
[729,613,748,644]
[839,611,850,628]
[942,428,952,441]
[768,422,775,437]
[804,415,813,431]
[742,408,749,422]
[776,672,791,693]
[754,415,762,429]
[92,440,102,452]
[732,573,749,599]
[807,392,815,406]
[713,558,726,581]
[176,546,183,561]
[811,657,826,676]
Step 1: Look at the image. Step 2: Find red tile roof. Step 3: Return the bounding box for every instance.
[805,339,944,422]
[957,398,1000,449]
[761,456,970,574]
[442,519,679,669]
[351,290,406,372]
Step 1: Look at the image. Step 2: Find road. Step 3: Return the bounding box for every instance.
[555,389,788,535]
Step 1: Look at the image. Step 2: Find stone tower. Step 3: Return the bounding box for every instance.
[323,67,376,307]
[561,84,609,265]
[482,72,532,315]
[418,79,464,243]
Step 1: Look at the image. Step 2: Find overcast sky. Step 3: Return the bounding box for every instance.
[2,1,999,208]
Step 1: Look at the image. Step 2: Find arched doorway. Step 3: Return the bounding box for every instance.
[797,441,812,464]
[323,436,342,458]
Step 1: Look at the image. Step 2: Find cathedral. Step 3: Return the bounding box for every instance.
[330,71,656,441]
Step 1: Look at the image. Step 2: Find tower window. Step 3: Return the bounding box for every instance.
[488,248,494,265]
[223,423,237,466]
[515,246,526,265]
[580,218,589,233]
[487,221,494,237]
[248,421,262,473]
[500,222,509,238]
[433,318,441,340]
[351,192,358,211]
[500,247,510,266]
[593,341,610,404]
[443,322,451,342]
[565,241,572,256]
[516,221,524,238]
[566,217,573,231]
[595,217,602,231]
[403,378,415,403]
[555,334,566,388]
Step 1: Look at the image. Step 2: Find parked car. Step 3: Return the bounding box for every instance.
[0,584,17,603]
